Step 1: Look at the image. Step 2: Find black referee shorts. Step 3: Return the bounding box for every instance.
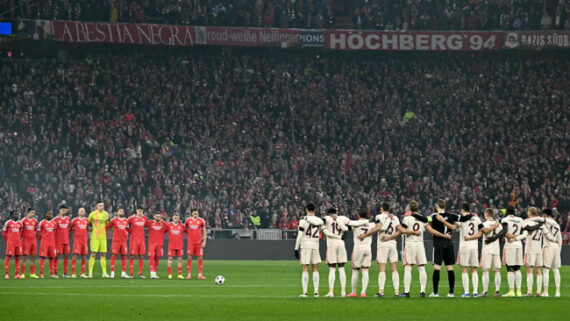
[433,240,455,266]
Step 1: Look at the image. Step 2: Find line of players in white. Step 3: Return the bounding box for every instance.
[294,202,562,298]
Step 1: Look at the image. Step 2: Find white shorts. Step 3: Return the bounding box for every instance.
[403,245,427,266]
[503,247,523,266]
[524,252,542,267]
[480,253,501,270]
[377,246,398,264]
[457,248,478,267]
[352,249,372,269]
[542,246,560,269]
[300,248,321,265]
[326,245,347,265]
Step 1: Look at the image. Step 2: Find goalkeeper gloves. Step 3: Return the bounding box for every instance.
[294,250,300,259]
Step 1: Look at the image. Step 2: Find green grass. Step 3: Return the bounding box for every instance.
[0,260,568,321]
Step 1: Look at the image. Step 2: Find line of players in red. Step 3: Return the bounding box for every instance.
[2,206,207,279]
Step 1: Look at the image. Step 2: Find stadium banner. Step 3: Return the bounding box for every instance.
[51,21,195,46]
[503,30,570,49]
[325,30,502,51]
[193,26,304,47]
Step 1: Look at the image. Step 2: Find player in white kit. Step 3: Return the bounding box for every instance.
[464,208,502,297]
[455,203,484,298]
[400,201,429,297]
[322,207,367,297]
[513,207,550,297]
[344,211,376,298]
[294,203,342,298]
[487,206,524,297]
[541,208,562,297]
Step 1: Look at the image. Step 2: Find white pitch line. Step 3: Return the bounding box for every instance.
[0,292,292,299]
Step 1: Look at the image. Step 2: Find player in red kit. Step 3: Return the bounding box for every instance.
[107,208,132,278]
[146,212,168,279]
[53,204,71,277]
[20,208,39,278]
[38,211,57,278]
[128,207,147,278]
[70,207,89,278]
[167,213,185,279]
[3,211,23,279]
[185,209,207,279]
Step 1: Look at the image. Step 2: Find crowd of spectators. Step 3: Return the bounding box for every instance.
[1,0,569,30]
[0,48,569,233]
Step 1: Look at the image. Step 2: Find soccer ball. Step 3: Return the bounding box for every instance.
[215,275,225,285]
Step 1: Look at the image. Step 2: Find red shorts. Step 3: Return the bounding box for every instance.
[6,242,22,256]
[111,242,128,255]
[130,241,146,256]
[187,243,203,257]
[148,244,163,257]
[22,241,37,256]
[56,243,70,255]
[168,249,184,257]
[39,244,57,258]
[72,241,88,255]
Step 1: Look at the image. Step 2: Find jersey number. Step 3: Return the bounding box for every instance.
[305,226,319,238]
[360,228,368,241]
[531,229,542,241]
[468,222,475,236]
[550,226,559,237]
[412,223,420,231]
[512,224,519,235]
[331,222,342,235]
[385,222,394,235]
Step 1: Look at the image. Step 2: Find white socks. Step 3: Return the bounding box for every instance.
[462,273,470,294]
[472,271,479,294]
[378,271,386,294]
[351,270,359,293]
[392,271,400,295]
[527,273,533,293]
[418,266,427,293]
[302,271,309,294]
[482,272,489,293]
[328,267,336,292]
[507,272,515,291]
[404,265,412,293]
[553,269,560,295]
[339,267,346,293]
[494,271,501,292]
[361,270,369,294]
[514,270,521,292]
[536,274,542,294]
[313,272,320,294]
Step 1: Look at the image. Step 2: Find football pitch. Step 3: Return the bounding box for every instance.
[0,260,568,321]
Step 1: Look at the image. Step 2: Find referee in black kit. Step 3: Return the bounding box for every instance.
[426,199,473,297]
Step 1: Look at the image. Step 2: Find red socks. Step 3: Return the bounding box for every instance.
[121,256,126,272]
[187,259,192,275]
[40,258,45,275]
[198,259,203,274]
[168,266,172,275]
[110,255,116,272]
[81,258,86,275]
[178,265,182,276]
[14,256,20,275]
[63,257,68,274]
[4,256,10,274]
[54,257,58,274]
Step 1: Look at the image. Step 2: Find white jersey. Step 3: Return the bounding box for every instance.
[401,214,426,245]
[457,214,482,250]
[324,215,348,247]
[518,219,543,254]
[375,213,400,247]
[481,219,502,255]
[297,217,323,250]
[352,221,375,251]
[543,218,562,247]
[501,215,524,249]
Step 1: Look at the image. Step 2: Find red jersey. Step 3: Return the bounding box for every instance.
[3,220,23,245]
[107,217,129,243]
[128,215,147,243]
[145,220,167,246]
[167,222,185,250]
[38,219,57,246]
[185,217,206,244]
[53,216,71,245]
[70,217,89,243]
[20,217,38,243]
